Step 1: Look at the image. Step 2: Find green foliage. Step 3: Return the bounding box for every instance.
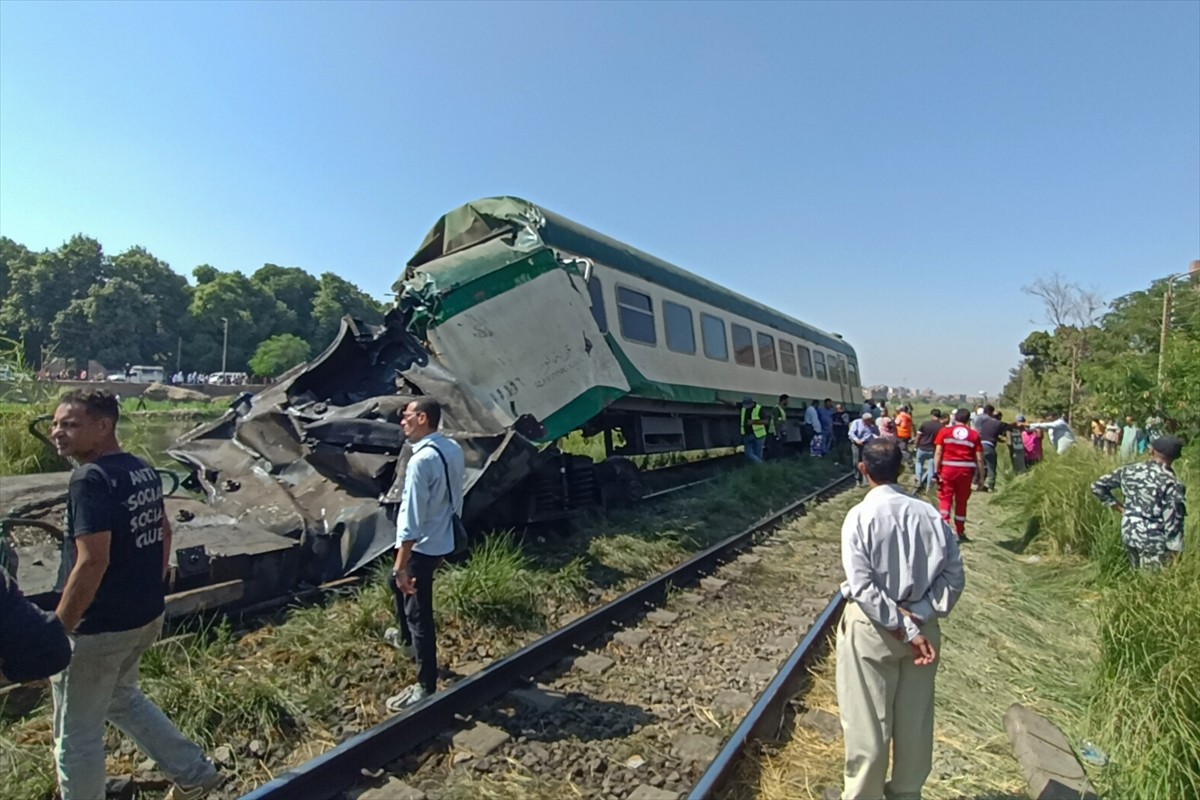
[251,264,319,339]
[0,234,386,375]
[310,272,386,351]
[999,446,1200,798]
[1091,550,1200,799]
[249,334,312,378]
[1005,274,1200,432]
[995,447,1127,575]
[436,534,544,628]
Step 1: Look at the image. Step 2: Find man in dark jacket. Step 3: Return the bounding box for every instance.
[0,542,71,683]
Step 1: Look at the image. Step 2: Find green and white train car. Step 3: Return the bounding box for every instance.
[398,197,862,455]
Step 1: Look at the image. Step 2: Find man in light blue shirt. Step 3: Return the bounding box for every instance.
[385,396,464,711]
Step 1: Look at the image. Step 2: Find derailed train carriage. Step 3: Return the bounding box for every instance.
[13,198,861,611]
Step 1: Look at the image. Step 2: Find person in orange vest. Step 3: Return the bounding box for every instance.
[895,404,914,464]
[740,396,768,464]
[933,408,985,542]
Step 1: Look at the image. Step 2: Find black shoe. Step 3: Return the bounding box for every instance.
[957,534,971,544]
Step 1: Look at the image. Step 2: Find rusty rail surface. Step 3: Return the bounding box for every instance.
[241,471,856,800]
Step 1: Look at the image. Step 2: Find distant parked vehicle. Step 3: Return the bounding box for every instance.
[108,371,128,382]
[128,365,164,384]
[208,371,247,385]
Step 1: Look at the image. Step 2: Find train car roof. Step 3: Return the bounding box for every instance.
[407,196,856,357]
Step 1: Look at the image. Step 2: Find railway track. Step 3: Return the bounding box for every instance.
[241,471,856,800]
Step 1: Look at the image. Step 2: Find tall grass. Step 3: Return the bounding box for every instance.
[1091,550,1200,798]
[994,446,1128,575]
[998,443,1200,798]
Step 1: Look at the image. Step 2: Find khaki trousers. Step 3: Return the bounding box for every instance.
[836,601,941,800]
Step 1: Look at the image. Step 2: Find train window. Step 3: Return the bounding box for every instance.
[797,345,814,378]
[663,300,696,355]
[701,313,728,361]
[588,277,607,334]
[813,351,828,381]
[779,340,797,375]
[617,286,656,345]
[847,359,860,387]
[757,332,778,371]
[836,356,848,384]
[731,324,755,366]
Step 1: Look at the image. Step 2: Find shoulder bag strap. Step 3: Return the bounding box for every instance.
[429,445,457,511]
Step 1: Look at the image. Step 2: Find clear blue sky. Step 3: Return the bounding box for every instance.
[2,1,1197,394]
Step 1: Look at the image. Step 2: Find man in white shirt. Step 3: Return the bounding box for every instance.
[837,438,966,800]
[1028,412,1077,455]
[384,397,465,711]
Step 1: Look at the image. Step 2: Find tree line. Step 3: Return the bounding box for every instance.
[1002,269,1200,433]
[0,234,387,377]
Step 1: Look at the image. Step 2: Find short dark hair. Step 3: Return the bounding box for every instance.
[823,397,832,403]
[954,408,970,423]
[59,389,120,424]
[779,394,789,402]
[811,399,819,406]
[931,409,942,418]
[984,404,995,415]
[408,396,442,429]
[861,438,902,483]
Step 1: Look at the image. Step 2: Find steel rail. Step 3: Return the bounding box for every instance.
[241,471,855,800]
[689,592,846,798]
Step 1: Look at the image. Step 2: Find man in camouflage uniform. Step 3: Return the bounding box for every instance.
[1091,436,1188,568]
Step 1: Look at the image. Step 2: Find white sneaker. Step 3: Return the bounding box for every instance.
[164,767,223,800]
[386,684,432,712]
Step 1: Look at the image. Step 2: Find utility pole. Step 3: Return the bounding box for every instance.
[220,317,229,375]
[176,335,182,373]
[1157,277,1174,386]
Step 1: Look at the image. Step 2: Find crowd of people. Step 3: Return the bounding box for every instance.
[0,388,1187,800]
[36,367,254,386]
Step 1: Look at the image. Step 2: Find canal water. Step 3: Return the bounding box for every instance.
[120,415,213,468]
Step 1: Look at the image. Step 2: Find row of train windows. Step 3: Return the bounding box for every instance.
[587,279,859,386]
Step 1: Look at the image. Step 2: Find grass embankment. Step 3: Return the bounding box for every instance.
[0,456,845,799]
[741,447,1199,800]
[996,446,1200,799]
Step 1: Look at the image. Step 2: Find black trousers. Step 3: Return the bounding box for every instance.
[402,552,442,693]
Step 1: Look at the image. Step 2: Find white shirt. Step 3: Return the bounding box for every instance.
[395,432,465,556]
[1029,418,1076,454]
[840,484,965,641]
[805,405,821,429]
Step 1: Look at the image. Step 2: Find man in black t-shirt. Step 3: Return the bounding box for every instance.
[913,409,946,492]
[49,390,221,800]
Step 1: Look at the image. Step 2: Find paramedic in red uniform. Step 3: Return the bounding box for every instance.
[933,408,985,542]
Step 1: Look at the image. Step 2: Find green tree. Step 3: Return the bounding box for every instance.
[51,278,155,368]
[0,235,104,365]
[310,272,386,352]
[251,264,319,338]
[192,264,220,285]
[189,270,292,371]
[106,246,192,364]
[248,334,312,378]
[0,237,35,318]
